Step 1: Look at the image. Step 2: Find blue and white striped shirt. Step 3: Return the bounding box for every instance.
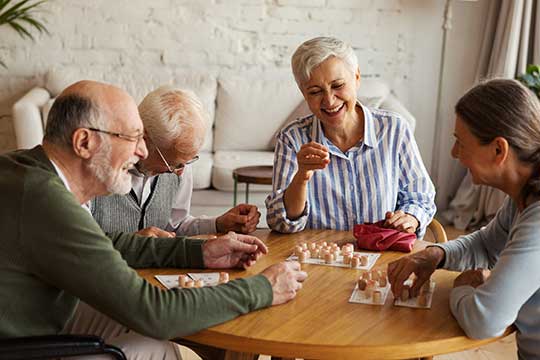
[265,103,436,237]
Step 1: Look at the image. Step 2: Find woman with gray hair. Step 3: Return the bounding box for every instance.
[388,79,540,359]
[266,36,435,236]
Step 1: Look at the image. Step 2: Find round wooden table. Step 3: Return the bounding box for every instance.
[232,165,273,205]
[140,229,514,360]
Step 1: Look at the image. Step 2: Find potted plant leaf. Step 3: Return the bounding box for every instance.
[0,0,49,68]
[517,64,540,99]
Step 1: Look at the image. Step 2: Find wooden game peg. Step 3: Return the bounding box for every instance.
[219,272,229,284]
[309,242,317,251]
[300,242,308,251]
[311,248,320,259]
[299,251,308,263]
[184,280,195,288]
[380,270,388,280]
[333,249,340,259]
[324,252,334,264]
[351,256,360,268]
[357,278,367,291]
[365,280,376,298]
[418,293,429,307]
[343,254,352,265]
[372,290,382,303]
[370,270,380,282]
[360,255,368,266]
[378,276,387,287]
[195,279,205,288]
[361,271,371,280]
[294,245,303,256]
[321,241,328,247]
[178,274,188,288]
[401,285,410,301]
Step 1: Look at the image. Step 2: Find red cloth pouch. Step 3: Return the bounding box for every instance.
[353,221,417,253]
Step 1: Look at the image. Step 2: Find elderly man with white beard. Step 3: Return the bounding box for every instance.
[91,86,261,240]
[0,80,307,359]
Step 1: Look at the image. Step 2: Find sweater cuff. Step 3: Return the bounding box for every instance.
[242,274,273,310]
[185,238,205,268]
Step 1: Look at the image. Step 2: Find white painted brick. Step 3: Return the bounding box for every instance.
[308,8,353,22]
[241,5,267,19]
[0,0,434,157]
[277,0,325,7]
[327,0,373,9]
[268,6,308,20]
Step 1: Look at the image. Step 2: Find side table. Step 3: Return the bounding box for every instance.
[232,166,273,206]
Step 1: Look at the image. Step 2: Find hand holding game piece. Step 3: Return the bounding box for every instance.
[295,141,331,181]
[261,261,308,305]
[202,231,268,269]
[387,247,445,298]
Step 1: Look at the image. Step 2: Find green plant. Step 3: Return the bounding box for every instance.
[517,64,540,99]
[0,0,49,68]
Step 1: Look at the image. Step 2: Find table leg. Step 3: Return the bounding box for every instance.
[245,183,250,204]
[224,350,258,360]
[233,177,238,206]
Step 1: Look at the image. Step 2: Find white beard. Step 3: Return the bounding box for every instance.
[88,139,136,195]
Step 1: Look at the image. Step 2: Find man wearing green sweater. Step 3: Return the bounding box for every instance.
[0,80,307,359]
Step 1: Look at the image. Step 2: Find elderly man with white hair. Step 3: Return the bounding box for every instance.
[266,36,436,236]
[0,80,307,360]
[91,86,260,238]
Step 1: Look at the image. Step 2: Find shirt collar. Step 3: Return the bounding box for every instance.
[50,159,92,214]
[312,99,377,152]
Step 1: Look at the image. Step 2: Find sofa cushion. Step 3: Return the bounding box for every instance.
[191,151,213,190]
[214,75,304,152]
[212,150,274,191]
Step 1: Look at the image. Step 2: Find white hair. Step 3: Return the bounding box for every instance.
[138,86,208,153]
[291,36,359,86]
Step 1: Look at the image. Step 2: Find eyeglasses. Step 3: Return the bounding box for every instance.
[87,127,144,145]
[153,142,199,173]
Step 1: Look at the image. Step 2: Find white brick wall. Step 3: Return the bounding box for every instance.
[0,0,448,165]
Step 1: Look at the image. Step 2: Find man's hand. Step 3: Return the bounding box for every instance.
[202,232,268,269]
[261,261,308,305]
[136,226,174,238]
[454,269,491,288]
[387,247,445,299]
[216,204,261,234]
[295,141,330,182]
[384,210,419,233]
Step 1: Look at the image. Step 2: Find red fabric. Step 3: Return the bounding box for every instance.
[353,221,417,253]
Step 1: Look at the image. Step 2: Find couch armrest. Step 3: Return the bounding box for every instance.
[380,93,416,132]
[12,87,51,149]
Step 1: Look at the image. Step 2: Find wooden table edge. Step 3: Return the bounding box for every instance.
[182,326,515,359]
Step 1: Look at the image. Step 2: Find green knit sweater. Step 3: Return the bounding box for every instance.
[0,146,273,339]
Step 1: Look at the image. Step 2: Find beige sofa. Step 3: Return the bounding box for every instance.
[12,69,416,226]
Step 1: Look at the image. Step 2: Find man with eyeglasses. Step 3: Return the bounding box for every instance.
[0,80,307,359]
[91,86,261,240]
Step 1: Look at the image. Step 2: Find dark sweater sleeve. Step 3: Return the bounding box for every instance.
[107,231,205,269]
[22,177,273,339]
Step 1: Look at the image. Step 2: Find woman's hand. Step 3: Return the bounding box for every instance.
[295,141,330,182]
[384,210,419,233]
[387,247,445,298]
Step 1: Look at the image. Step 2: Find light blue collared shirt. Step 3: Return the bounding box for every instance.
[265,102,436,237]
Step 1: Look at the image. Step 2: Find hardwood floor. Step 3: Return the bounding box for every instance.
[178,225,518,360]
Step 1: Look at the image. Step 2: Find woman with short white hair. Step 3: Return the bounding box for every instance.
[266,36,436,235]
